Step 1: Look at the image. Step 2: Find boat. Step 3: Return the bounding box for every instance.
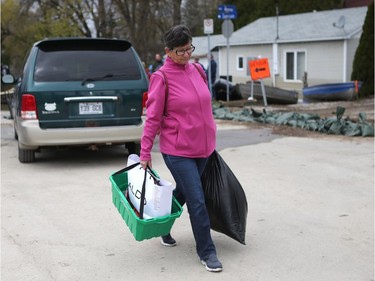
[235,82,299,105]
[213,78,243,101]
[302,81,361,102]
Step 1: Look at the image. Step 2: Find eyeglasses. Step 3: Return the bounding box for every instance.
[173,45,195,56]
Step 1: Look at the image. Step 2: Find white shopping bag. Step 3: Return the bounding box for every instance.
[127,154,175,219]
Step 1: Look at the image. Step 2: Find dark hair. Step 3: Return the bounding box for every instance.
[164,25,192,50]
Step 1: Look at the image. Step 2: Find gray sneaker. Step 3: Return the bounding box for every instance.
[160,234,176,247]
[201,254,223,272]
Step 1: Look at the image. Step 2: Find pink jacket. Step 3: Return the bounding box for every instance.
[140,57,216,161]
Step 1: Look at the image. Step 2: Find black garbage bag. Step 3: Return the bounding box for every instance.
[201,150,248,245]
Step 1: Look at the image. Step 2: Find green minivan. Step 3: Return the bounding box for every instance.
[3,38,149,163]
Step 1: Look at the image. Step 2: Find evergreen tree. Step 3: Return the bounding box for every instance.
[351,1,374,97]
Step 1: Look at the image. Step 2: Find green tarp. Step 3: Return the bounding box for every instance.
[213,105,374,137]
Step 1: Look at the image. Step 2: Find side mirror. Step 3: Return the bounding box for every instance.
[1,74,15,84]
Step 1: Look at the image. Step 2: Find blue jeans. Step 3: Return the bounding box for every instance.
[162,153,217,260]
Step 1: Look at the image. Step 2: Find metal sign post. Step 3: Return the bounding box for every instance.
[222,19,233,102]
[218,5,237,102]
[204,19,214,98]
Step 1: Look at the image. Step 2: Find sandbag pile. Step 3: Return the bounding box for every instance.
[213,105,374,137]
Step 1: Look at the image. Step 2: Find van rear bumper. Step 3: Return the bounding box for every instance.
[16,118,145,149]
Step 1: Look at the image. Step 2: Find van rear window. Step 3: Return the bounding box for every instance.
[34,42,141,82]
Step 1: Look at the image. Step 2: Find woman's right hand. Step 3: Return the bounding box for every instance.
[140,160,152,169]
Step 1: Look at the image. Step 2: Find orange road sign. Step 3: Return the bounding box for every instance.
[249,58,271,80]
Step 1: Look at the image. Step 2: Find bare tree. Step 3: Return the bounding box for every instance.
[2,0,216,71]
[182,0,202,34]
[112,0,182,63]
[82,0,117,37]
[19,0,119,38]
[182,0,221,35]
[172,0,182,25]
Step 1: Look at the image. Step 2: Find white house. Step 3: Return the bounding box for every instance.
[191,34,223,73]
[192,6,368,92]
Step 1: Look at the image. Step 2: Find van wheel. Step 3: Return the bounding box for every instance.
[126,142,141,155]
[18,146,36,163]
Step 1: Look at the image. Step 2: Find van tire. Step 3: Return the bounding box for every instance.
[126,142,141,155]
[18,147,36,163]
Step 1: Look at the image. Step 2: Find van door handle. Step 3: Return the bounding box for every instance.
[64,96,119,102]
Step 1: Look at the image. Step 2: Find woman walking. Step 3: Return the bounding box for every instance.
[139,24,222,272]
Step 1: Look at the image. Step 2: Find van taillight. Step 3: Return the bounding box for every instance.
[21,94,38,119]
[142,92,148,115]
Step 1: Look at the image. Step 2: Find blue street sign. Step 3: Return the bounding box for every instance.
[218,5,237,20]
[218,4,237,13]
[218,13,237,20]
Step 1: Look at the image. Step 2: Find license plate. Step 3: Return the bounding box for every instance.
[79,102,103,115]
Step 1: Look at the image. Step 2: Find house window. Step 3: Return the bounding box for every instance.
[237,56,244,70]
[285,51,305,81]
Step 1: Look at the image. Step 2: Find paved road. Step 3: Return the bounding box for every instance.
[1,113,374,281]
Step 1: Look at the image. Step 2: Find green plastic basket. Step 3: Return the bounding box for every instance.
[109,169,183,241]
